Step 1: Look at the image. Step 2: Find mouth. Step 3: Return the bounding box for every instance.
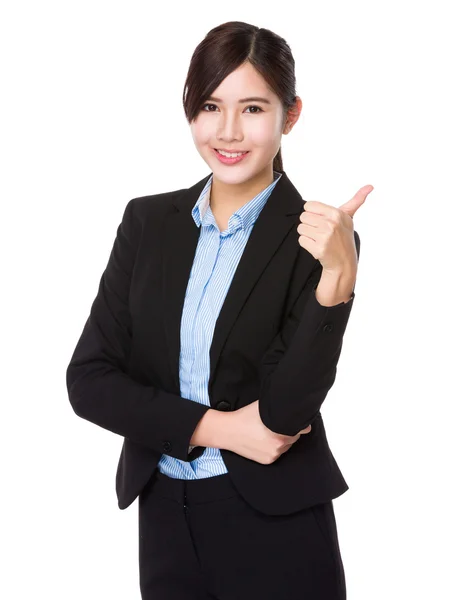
[214,148,249,154]
[212,148,250,165]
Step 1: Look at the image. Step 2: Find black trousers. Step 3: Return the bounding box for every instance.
[138,469,346,600]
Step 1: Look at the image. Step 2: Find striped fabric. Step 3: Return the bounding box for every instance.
[157,170,283,479]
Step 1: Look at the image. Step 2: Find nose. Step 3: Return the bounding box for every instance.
[217,112,243,143]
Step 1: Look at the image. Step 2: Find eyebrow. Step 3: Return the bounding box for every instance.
[206,95,272,105]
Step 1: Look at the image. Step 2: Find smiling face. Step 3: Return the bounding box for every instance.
[190,62,300,192]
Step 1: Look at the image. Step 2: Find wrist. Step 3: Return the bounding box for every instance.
[208,409,232,449]
[315,267,357,306]
[190,408,231,449]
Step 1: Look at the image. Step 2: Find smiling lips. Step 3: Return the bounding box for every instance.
[216,148,249,154]
[213,148,250,164]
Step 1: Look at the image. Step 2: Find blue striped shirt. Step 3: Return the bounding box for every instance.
[157,170,283,479]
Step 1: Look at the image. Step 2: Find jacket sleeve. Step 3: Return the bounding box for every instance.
[65,198,210,461]
[258,231,360,436]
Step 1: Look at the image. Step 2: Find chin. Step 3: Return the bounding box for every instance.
[212,168,257,183]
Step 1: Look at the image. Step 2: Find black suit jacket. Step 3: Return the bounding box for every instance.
[66,170,360,516]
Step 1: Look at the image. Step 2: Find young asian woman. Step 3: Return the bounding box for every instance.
[66,20,372,600]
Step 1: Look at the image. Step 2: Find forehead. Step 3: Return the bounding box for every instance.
[210,63,276,101]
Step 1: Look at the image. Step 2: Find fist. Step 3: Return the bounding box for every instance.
[297,184,373,272]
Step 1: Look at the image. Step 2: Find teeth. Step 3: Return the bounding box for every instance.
[217,149,247,158]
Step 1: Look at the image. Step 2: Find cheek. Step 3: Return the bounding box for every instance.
[250,132,281,153]
[249,118,282,147]
[191,121,212,145]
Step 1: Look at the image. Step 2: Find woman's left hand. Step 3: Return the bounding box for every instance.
[297,184,374,274]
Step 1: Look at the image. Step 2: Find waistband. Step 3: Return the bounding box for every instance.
[153,469,241,506]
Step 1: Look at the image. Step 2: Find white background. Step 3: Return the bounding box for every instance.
[1,1,471,598]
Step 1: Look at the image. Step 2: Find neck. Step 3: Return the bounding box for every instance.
[209,165,275,214]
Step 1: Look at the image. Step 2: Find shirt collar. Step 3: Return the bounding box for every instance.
[191,171,283,231]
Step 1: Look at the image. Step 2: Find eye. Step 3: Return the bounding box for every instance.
[201,103,218,112]
[246,105,263,113]
[201,103,263,113]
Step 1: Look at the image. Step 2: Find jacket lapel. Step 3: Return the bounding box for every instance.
[161,170,305,395]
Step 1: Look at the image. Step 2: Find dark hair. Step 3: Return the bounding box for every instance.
[182,21,297,173]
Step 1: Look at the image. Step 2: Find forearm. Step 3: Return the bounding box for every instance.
[257,233,361,434]
[190,408,231,448]
[258,278,356,435]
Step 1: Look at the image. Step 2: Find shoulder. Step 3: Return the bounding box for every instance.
[122,185,190,235]
[128,185,188,218]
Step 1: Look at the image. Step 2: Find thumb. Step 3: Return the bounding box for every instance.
[339,184,374,219]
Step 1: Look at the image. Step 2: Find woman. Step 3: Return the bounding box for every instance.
[66,20,372,600]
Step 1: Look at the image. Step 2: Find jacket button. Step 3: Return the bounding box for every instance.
[163,440,172,452]
[323,323,333,332]
[215,400,232,411]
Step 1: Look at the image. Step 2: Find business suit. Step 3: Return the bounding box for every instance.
[66,169,359,598]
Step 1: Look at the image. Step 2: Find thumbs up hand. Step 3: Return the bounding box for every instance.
[297,184,373,274]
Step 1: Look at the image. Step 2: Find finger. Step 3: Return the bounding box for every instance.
[338,185,374,218]
[303,200,338,219]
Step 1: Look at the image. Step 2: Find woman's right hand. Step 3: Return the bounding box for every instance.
[223,399,311,464]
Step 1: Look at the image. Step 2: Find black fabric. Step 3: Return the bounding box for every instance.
[138,470,346,600]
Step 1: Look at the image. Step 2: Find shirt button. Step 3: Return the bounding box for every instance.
[323,323,333,332]
[163,440,172,452]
